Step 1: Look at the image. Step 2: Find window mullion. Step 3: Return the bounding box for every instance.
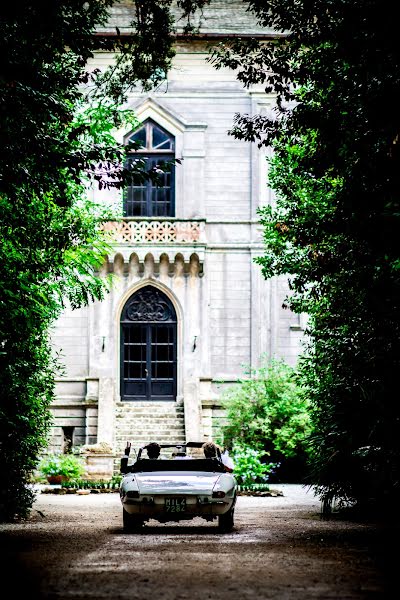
[146,172,152,217]
[146,325,151,400]
[147,121,152,150]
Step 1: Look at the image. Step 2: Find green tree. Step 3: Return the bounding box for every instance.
[211,1,400,512]
[219,359,311,482]
[0,0,204,521]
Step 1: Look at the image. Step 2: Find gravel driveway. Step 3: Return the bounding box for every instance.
[0,484,392,599]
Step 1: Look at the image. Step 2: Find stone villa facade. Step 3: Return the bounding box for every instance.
[49,1,305,468]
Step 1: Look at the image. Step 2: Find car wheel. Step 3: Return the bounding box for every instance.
[218,507,234,532]
[123,508,143,533]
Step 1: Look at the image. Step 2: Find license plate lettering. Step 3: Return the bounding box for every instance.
[165,498,186,512]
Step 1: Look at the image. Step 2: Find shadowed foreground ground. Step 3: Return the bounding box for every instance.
[0,484,395,599]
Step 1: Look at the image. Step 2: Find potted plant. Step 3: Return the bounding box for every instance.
[38,453,86,484]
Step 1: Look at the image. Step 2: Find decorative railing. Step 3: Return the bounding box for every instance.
[101,219,206,244]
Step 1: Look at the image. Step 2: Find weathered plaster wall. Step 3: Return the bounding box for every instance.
[48,36,305,459]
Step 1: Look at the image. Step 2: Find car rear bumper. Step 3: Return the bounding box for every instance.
[122,495,234,519]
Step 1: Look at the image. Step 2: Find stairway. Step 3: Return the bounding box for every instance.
[115,401,186,456]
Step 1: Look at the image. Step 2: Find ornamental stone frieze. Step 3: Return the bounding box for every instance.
[101,218,206,244]
[99,218,206,276]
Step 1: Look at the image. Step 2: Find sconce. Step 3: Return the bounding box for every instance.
[192,330,199,352]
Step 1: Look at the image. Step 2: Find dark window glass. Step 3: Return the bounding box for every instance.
[129,126,146,147]
[124,120,175,217]
[62,427,74,454]
[120,288,177,401]
[153,125,173,150]
[154,362,172,379]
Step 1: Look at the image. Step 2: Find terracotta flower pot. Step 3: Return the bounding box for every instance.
[46,475,67,485]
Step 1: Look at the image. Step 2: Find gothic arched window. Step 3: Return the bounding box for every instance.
[120,287,177,401]
[124,119,175,217]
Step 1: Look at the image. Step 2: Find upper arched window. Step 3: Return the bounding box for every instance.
[124,119,175,217]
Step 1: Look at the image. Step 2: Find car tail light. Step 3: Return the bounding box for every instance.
[212,490,226,498]
[126,490,140,498]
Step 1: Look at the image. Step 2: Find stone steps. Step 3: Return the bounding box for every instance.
[118,424,185,434]
[115,401,186,455]
[127,440,186,451]
[115,402,184,411]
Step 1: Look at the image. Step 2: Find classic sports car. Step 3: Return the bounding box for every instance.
[119,442,237,532]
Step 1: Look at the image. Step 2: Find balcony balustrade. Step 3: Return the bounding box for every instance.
[101,219,206,244]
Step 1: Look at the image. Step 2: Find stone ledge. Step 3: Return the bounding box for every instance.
[237,488,284,497]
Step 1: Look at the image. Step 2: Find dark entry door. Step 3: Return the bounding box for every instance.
[121,288,177,401]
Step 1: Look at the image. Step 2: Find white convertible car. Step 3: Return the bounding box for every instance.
[120,442,237,532]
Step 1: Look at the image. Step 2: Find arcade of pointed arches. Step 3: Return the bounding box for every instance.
[103,251,203,278]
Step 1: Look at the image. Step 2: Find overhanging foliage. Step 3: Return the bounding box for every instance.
[0,0,206,521]
[210,0,400,513]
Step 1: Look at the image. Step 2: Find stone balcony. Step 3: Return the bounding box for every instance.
[101,218,206,245]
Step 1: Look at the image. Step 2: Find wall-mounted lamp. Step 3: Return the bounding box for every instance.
[101,336,105,353]
[192,336,197,352]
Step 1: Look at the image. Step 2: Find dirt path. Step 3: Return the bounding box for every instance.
[0,484,393,599]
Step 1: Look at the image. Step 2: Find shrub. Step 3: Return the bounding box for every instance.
[61,475,122,490]
[218,358,312,482]
[231,444,278,487]
[38,453,86,480]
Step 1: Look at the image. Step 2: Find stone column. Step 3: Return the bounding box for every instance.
[96,377,115,448]
[183,378,202,442]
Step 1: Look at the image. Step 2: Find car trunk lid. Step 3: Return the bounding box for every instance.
[135,472,221,495]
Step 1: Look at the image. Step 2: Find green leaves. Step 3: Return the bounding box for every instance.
[0,0,210,522]
[230,445,275,487]
[38,453,86,480]
[218,359,311,480]
[221,0,400,512]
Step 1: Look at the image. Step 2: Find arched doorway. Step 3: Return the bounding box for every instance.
[120,287,177,401]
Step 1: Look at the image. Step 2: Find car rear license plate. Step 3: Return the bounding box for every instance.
[165,498,186,513]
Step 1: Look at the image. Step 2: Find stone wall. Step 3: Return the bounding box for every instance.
[48,36,306,459]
